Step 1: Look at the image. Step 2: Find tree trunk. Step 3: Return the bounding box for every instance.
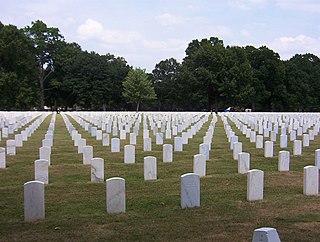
[136,101,140,112]
[39,65,45,110]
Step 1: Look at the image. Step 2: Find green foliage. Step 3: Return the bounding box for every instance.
[152,58,181,110]
[1,19,320,111]
[24,20,64,109]
[123,68,156,111]
[0,23,37,109]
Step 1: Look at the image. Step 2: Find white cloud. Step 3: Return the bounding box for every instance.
[269,34,320,59]
[77,18,104,40]
[155,13,187,26]
[241,29,251,38]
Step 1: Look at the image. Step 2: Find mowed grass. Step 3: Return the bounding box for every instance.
[0,112,319,242]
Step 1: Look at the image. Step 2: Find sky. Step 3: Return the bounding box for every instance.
[1,0,320,72]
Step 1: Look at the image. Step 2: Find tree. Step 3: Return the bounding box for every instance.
[24,20,64,109]
[152,58,181,110]
[181,37,228,111]
[122,68,156,111]
[0,23,38,109]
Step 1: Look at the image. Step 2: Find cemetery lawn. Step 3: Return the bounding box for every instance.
[0,113,319,242]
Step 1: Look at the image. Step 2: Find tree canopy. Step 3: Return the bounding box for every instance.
[1,20,320,112]
[123,68,156,111]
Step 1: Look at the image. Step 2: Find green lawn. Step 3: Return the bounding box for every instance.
[0,112,319,242]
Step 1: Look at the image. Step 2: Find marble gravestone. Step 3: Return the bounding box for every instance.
[34,159,49,184]
[193,154,206,177]
[199,143,209,161]
[83,146,93,165]
[124,145,135,164]
[264,141,273,158]
[181,173,200,208]
[106,177,126,214]
[143,137,152,151]
[303,165,318,195]
[144,156,157,180]
[91,158,104,183]
[238,152,250,174]
[256,135,263,149]
[24,181,45,222]
[252,227,281,242]
[77,138,86,154]
[278,151,290,172]
[233,142,242,160]
[156,133,164,145]
[39,146,51,165]
[315,149,320,168]
[174,137,183,152]
[247,169,264,201]
[0,147,5,168]
[102,133,110,146]
[163,144,173,163]
[293,140,302,155]
[6,140,16,156]
[111,138,120,153]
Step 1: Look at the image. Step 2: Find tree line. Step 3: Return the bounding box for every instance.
[1,20,320,112]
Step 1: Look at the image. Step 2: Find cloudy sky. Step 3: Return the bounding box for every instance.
[2,0,320,72]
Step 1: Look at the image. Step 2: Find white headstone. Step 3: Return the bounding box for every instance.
[247,169,264,201]
[256,135,263,149]
[124,145,135,164]
[111,138,120,152]
[250,131,256,143]
[174,137,183,152]
[252,227,281,242]
[42,138,52,147]
[315,149,320,168]
[303,134,310,147]
[129,133,136,145]
[91,157,104,183]
[24,181,45,222]
[102,133,110,146]
[6,140,16,156]
[293,140,302,155]
[181,173,200,208]
[0,147,6,168]
[238,152,250,174]
[264,141,273,158]
[193,154,206,177]
[77,138,86,153]
[83,146,93,165]
[199,143,210,161]
[39,146,51,165]
[106,177,125,214]
[278,151,290,172]
[303,165,319,195]
[156,133,164,145]
[120,130,126,140]
[233,142,242,160]
[34,159,49,184]
[96,130,102,140]
[144,156,157,180]
[15,134,23,147]
[143,137,152,151]
[280,134,287,148]
[163,144,173,163]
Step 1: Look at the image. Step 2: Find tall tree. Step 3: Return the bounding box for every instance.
[123,68,156,111]
[181,37,227,112]
[152,58,181,110]
[0,23,38,109]
[24,20,64,109]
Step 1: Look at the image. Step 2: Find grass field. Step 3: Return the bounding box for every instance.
[0,112,319,242]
